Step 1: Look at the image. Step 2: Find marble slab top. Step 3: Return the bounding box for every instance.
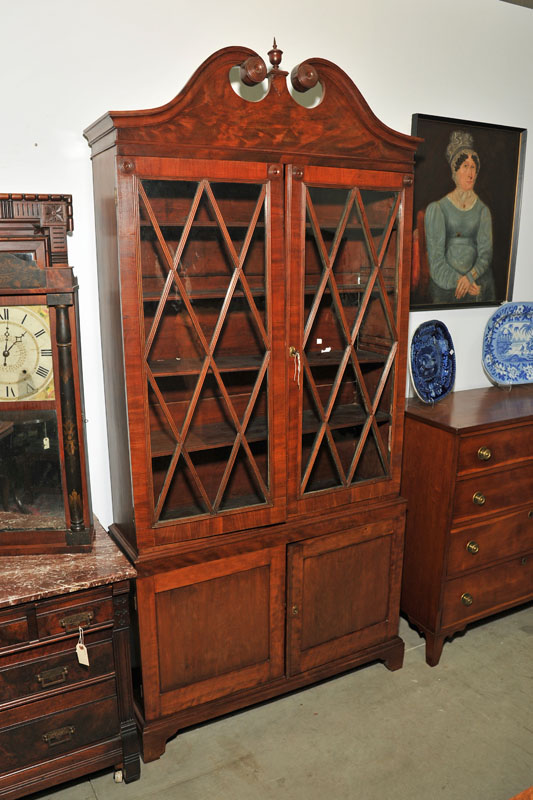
[0,519,136,609]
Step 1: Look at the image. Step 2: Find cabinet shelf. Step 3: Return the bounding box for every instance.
[140,220,265,229]
[150,403,389,459]
[304,283,367,295]
[302,406,389,434]
[150,417,268,457]
[143,288,266,302]
[306,349,388,367]
[148,355,264,377]
[305,223,397,234]
[160,492,268,521]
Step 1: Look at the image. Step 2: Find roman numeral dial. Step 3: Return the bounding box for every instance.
[0,305,54,401]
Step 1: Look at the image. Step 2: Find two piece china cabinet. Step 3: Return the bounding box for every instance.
[84,43,418,759]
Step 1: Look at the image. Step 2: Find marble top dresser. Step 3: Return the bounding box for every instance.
[0,519,140,799]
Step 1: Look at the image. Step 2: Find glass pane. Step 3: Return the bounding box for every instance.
[300,181,400,497]
[140,177,270,522]
[0,410,65,531]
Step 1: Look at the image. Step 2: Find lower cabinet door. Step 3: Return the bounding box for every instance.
[137,544,286,719]
[287,518,403,676]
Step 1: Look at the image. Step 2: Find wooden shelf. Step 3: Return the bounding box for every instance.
[143,287,266,302]
[140,220,266,229]
[150,416,268,457]
[148,354,264,377]
[159,492,268,521]
[306,349,388,367]
[302,405,390,434]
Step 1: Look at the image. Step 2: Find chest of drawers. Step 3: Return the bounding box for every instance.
[401,386,533,666]
[0,522,140,799]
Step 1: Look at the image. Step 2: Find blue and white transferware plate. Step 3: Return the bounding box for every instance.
[482,302,533,386]
[409,320,456,404]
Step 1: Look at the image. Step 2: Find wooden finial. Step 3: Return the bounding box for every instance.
[268,38,283,70]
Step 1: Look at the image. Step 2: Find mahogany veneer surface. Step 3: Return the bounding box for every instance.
[401,385,533,666]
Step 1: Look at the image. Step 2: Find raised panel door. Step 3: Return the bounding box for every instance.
[136,544,286,719]
[286,518,404,676]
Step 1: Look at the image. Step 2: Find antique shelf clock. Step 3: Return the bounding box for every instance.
[0,193,93,553]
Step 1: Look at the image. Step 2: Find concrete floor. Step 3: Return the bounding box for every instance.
[35,606,533,800]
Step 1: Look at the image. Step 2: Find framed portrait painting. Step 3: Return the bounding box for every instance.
[410,114,526,310]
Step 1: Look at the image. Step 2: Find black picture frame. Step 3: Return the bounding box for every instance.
[410,113,526,310]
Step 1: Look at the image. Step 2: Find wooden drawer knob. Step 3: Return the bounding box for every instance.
[466,540,479,555]
[472,492,486,506]
[461,592,474,607]
[477,446,492,461]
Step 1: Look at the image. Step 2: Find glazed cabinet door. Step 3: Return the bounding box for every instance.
[286,517,404,676]
[116,157,286,547]
[286,165,411,517]
[136,544,286,719]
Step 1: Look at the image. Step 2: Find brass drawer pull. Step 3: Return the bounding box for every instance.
[521,556,528,566]
[461,592,474,607]
[60,611,94,632]
[472,492,486,506]
[42,725,75,747]
[466,540,479,555]
[477,446,492,461]
[37,665,69,688]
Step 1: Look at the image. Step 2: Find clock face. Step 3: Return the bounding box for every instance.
[0,305,55,401]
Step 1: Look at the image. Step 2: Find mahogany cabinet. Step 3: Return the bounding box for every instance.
[401,386,533,666]
[84,43,418,760]
[0,522,140,798]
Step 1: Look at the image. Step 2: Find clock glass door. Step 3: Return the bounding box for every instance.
[287,164,404,513]
[131,159,285,538]
[0,302,65,531]
[0,409,64,531]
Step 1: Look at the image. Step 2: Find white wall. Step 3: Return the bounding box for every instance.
[1,0,532,527]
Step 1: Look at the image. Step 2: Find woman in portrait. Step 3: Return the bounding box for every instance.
[424,130,495,304]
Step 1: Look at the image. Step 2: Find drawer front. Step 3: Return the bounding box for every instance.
[448,507,533,576]
[36,590,113,639]
[0,610,31,650]
[452,463,533,521]
[457,424,533,475]
[0,636,114,704]
[441,553,533,628]
[0,692,119,772]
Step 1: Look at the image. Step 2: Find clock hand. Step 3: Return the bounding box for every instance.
[6,333,25,353]
[2,332,25,366]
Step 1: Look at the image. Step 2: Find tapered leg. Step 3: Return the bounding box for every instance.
[425,632,446,667]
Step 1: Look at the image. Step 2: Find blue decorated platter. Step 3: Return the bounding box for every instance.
[482,302,533,386]
[409,320,456,404]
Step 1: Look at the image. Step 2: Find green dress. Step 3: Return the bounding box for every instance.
[424,195,494,304]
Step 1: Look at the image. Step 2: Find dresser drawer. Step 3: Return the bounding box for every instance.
[447,507,533,576]
[36,588,113,639]
[0,607,32,650]
[441,553,533,628]
[457,424,533,474]
[0,634,114,705]
[0,685,119,772]
[452,463,533,521]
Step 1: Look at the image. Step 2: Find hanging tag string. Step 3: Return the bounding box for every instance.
[76,625,90,666]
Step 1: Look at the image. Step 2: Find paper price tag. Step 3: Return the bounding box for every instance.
[76,626,90,666]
